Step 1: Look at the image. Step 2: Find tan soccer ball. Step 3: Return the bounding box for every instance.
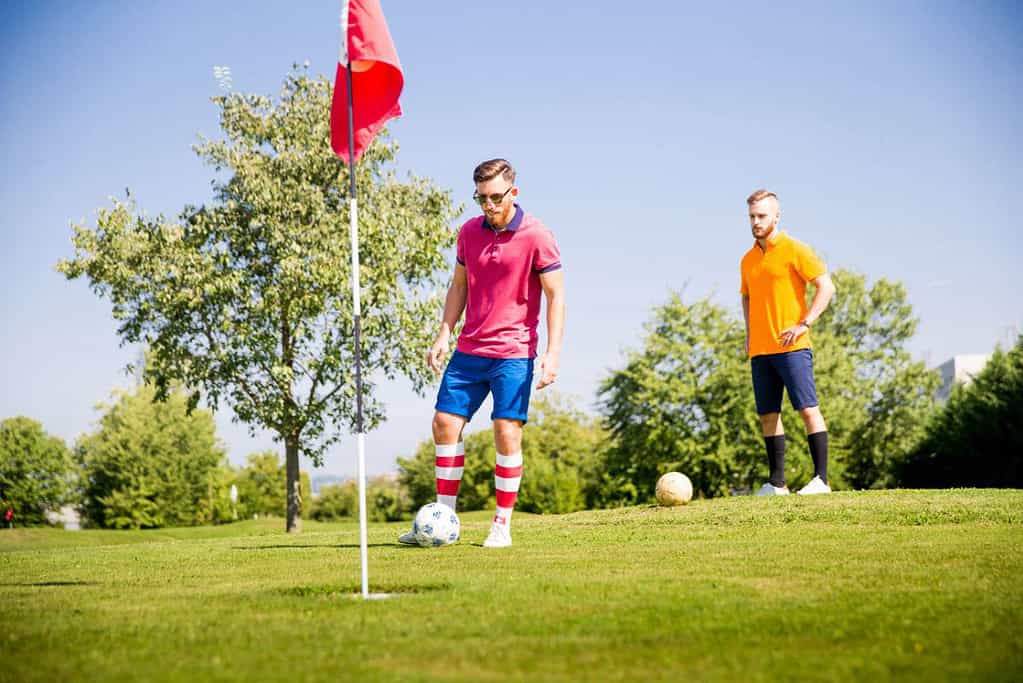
[655,472,693,506]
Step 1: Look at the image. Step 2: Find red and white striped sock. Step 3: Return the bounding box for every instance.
[494,451,522,527]
[435,442,464,511]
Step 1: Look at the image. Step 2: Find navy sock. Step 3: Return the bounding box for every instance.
[808,431,829,482]
[763,434,786,487]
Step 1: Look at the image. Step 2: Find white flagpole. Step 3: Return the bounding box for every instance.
[342,0,370,600]
[350,194,369,601]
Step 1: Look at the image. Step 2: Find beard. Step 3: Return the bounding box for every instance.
[753,219,778,239]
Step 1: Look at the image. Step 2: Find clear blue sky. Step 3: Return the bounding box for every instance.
[2,1,1020,479]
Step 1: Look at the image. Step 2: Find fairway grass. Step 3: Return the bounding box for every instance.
[2,490,1021,682]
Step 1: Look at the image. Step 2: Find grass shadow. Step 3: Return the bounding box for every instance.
[1,580,97,587]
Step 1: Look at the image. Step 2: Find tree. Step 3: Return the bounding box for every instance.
[597,270,938,500]
[57,66,460,532]
[397,394,608,514]
[230,450,311,519]
[515,394,609,514]
[897,336,1023,487]
[818,271,939,488]
[599,293,759,500]
[76,384,229,529]
[0,417,73,525]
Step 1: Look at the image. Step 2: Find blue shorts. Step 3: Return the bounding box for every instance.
[435,351,535,423]
[750,349,819,415]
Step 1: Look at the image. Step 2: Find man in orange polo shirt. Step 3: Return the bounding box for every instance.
[740,189,836,495]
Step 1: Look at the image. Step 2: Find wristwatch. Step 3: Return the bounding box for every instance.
[799,319,811,328]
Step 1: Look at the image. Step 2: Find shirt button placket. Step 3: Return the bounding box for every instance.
[489,230,500,261]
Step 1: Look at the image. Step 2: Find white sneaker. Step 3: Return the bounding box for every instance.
[482,522,512,548]
[397,528,418,546]
[796,476,832,495]
[755,482,790,496]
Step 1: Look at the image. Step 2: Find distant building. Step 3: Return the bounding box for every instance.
[936,354,990,402]
[310,474,348,497]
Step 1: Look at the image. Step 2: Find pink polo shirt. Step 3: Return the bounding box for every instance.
[455,205,561,359]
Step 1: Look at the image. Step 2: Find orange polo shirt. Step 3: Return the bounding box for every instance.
[740,231,826,358]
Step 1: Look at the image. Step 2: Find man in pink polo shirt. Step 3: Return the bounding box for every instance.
[398,158,565,548]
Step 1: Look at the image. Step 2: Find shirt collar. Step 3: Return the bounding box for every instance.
[755,229,785,251]
[482,204,524,232]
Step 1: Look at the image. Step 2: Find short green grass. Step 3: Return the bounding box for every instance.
[2,489,1021,682]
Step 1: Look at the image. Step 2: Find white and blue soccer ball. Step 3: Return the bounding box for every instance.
[412,502,460,547]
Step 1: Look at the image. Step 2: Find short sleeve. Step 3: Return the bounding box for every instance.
[532,228,562,273]
[793,240,826,281]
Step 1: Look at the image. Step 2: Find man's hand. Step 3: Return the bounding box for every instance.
[778,323,808,348]
[536,352,560,390]
[427,334,450,375]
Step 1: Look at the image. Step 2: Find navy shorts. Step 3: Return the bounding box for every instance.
[750,349,819,415]
[435,351,535,423]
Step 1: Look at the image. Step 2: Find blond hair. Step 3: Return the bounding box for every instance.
[747,189,779,205]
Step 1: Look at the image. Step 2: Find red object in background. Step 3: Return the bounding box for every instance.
[4,508,12,522]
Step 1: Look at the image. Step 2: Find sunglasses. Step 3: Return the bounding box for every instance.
[472,186,513,206]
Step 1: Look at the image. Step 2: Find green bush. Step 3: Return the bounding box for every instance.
[309,481,356,520]
[228,451,311,519]
[75,384,228,529]
[309,475,413,522]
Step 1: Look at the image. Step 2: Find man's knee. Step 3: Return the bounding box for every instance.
[493,418,523,452]
[798,405,826,431]
[432,412,465,442]
[759,412,783,436]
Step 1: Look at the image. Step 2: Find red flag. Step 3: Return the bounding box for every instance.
[330,0,403,164]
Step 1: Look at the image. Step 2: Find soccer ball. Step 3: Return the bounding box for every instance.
[412,502,460,547]
[655,472,693,506]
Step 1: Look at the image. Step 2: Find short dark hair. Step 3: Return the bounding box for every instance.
[473,158,516,184]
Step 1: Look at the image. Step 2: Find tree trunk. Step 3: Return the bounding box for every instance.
[285,436,301,533]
